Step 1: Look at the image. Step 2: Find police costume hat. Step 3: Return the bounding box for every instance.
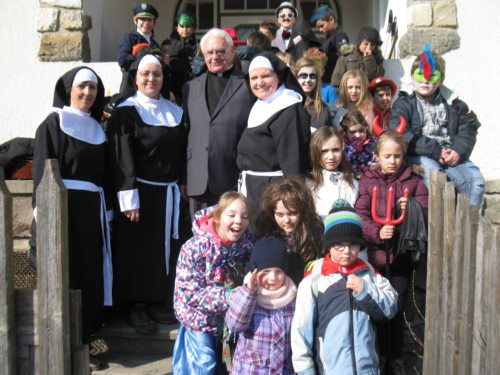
[133,3,159,19]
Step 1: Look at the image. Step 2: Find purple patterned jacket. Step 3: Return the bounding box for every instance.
[225,285,295,374]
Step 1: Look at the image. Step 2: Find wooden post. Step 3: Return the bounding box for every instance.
[423,170,447,374]
[0,168,16,375]
[36,159,71,375]
[484,224,500,373]
[438,181,456,375]
[449,193,468,373]
[457,202,479,375]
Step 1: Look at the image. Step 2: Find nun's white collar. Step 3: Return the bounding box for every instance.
[247,85,302,128]
[54,106,106,145]
[118,91,183,126]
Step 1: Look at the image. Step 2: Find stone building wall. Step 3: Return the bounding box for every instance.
[37,0,92,61]
[399,0,460,57]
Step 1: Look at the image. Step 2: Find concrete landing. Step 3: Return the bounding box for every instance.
[91,319,178,375]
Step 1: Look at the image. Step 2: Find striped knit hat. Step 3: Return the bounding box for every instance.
[323,200,366,250]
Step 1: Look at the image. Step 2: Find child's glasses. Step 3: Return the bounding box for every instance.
[332,243,360,252]
[279,13,295,19]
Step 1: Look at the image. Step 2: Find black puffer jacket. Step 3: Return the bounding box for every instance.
[162,33,198,103]
[389,91,480,161]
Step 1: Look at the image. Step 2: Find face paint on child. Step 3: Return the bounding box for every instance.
[412,68,442,84]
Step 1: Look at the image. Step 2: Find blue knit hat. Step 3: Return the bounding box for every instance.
[249,236,289,273]
[323,200,365,250]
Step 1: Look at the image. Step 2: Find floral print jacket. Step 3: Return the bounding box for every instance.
[345,136,378,177]
[173,206,253,335]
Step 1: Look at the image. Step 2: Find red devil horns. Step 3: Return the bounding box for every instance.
[372,116,407,137]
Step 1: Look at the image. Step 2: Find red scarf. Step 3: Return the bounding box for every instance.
[321,254,373,276]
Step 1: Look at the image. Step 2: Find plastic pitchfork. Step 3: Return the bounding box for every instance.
[371,186,409,278]
[371,186,409,225]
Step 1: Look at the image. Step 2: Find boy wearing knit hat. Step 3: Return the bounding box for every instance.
[291,202,398,375]
[225,236,297,374]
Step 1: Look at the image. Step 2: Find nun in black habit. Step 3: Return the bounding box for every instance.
[106,54,186,334]
[32,67,112,347]
[236,52,311,215]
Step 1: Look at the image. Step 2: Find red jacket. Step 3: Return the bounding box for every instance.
[354,166,428,268]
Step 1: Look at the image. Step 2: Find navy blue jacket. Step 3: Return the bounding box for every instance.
[117,30,161,71]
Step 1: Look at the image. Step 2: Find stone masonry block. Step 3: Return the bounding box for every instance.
[38,31,90,62]
[37,7,59,32]
[409,3,433,27]
[485,180,500,194]
[435,2,457,27]
[60,9,87,30]
[398,28,460,58]
[40,0,82,9]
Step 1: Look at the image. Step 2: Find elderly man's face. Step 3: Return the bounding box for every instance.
[203,37,234,74]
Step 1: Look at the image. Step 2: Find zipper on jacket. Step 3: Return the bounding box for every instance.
[349,289,358,375]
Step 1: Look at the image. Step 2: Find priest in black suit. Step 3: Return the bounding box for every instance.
[182,28,255,216]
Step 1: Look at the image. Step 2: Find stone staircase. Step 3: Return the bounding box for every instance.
[91,319,178,375]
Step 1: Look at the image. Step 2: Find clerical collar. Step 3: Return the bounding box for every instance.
[208,65,234,78]
[55,106,106,145]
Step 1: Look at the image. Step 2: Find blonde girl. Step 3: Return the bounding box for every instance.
[173,192,254,375]
[337,69,374,126]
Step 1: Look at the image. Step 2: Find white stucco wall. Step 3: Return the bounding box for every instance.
[0,0,499,179]
[386,0,500,179]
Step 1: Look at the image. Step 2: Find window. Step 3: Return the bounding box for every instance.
[222,0,286,11]
[184,0,215,30]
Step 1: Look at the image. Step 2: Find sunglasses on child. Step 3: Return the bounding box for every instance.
[297,73,318,80]
[279,12,295,19]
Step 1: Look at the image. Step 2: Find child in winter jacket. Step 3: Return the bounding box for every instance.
[331,26,385,87]
[389,44,484,207]
[340,108,377,178]
[225,236,297,374]
[291,201,398,375]
[354,131,428,374]
[172,191,254,375]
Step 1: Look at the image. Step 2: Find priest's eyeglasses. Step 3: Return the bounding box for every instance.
[205,49,227,57]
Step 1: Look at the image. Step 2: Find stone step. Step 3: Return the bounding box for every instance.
[94,318,179,355]
[91,352,172,375]
[90,318,177,374]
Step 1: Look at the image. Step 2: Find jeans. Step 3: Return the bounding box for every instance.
[407,156,485,207]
